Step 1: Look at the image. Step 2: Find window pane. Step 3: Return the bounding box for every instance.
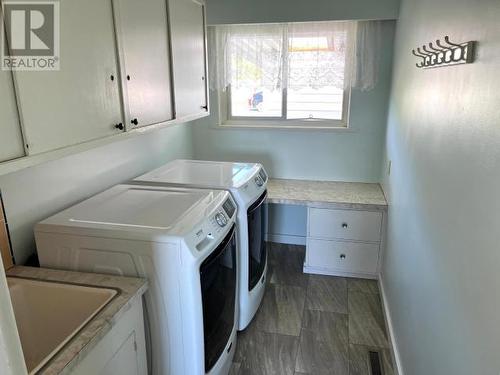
[286,87,344,120]
[231,87,282,117]
[287,32,347,120]
[229,30,283,117]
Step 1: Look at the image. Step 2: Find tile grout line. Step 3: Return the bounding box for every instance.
[292,265,311,375]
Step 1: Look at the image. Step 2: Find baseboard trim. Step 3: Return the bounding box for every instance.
[265,233,306,246]
[303,265,377,280]
[378,273,404,375]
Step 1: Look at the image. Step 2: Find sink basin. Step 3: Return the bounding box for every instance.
[7,277,117,374]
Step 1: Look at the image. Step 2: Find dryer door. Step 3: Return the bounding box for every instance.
[200,225,237,373]
[247,191,268,291]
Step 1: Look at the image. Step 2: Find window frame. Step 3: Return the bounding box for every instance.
[218,24,353,130]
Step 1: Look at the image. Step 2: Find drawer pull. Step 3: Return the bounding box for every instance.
[342,223,348,229]
[340,254,346,260]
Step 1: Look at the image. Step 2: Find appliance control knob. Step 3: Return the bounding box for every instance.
[215,212,227,227]
[254,175,264,187]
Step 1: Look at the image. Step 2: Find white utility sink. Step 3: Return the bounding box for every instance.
[7,277,117,374]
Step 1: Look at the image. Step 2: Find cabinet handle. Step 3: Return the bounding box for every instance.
[114,123,124,130]
[131,118,138,126]
[342,223,348,229]
[340,254,346,260]
[201,105,208,110]
[110,75,115,81]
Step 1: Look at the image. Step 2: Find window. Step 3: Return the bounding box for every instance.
[214,21,354,128]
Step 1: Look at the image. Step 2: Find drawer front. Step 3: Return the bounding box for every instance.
[308,208,382,242]
[306,239,379,274]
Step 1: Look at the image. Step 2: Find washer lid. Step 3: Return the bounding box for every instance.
[37,184,227,237]
[135,159,261,189]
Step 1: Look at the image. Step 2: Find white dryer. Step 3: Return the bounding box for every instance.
[35,184,238,375]
[132,159,268,330]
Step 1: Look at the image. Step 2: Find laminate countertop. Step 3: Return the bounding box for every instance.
[6,266,148,375]
[267,178,388,211]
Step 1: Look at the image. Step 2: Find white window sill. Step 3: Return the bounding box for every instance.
[215,120,354,132]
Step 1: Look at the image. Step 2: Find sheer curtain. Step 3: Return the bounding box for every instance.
[209,23,285,92]
[352,21,382,91]
[208,20,382,93]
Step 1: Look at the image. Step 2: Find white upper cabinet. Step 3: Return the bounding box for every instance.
[0,0,209,168]
[114,0,173,129]
[13,0,123,155]
[169,0,208,120]
[0,67,25,163]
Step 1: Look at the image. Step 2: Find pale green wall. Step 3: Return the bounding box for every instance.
[381,0,500,373]
[267,204,308,245]
[193,21,396,183]
[0,123,194,264]
[207,0,400,25]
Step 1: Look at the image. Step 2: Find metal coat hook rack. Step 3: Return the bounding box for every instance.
[412,36,476,69]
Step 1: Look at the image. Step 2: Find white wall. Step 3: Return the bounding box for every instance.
[381,0,500,373]
[0,123,193,264]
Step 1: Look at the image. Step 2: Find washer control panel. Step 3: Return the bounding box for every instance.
[214,212,228,227]
[258,168,268,182]
[254,167,268,188]
[254,175,264,187]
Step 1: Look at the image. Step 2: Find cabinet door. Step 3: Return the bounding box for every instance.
[100,333,140,375]
[115,0,173,129]
[0,69,25,162]
[169,0,208,119]
[13,0,123,155]
[0,23,25,163]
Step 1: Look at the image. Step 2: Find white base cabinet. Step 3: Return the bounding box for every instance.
[304,207,385,279]
[70,295,147,375]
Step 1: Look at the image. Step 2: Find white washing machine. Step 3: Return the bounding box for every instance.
[132,159,268,330]
[35,184,238,375]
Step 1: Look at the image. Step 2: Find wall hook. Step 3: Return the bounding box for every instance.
[444,35,461,47]
[411,36,477,69]
[428,42,443,52]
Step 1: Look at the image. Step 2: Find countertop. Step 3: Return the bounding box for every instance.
[6,266,148,375]
[267,178,388,210]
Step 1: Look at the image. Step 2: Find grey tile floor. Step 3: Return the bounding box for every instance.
[230,243,395,375]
